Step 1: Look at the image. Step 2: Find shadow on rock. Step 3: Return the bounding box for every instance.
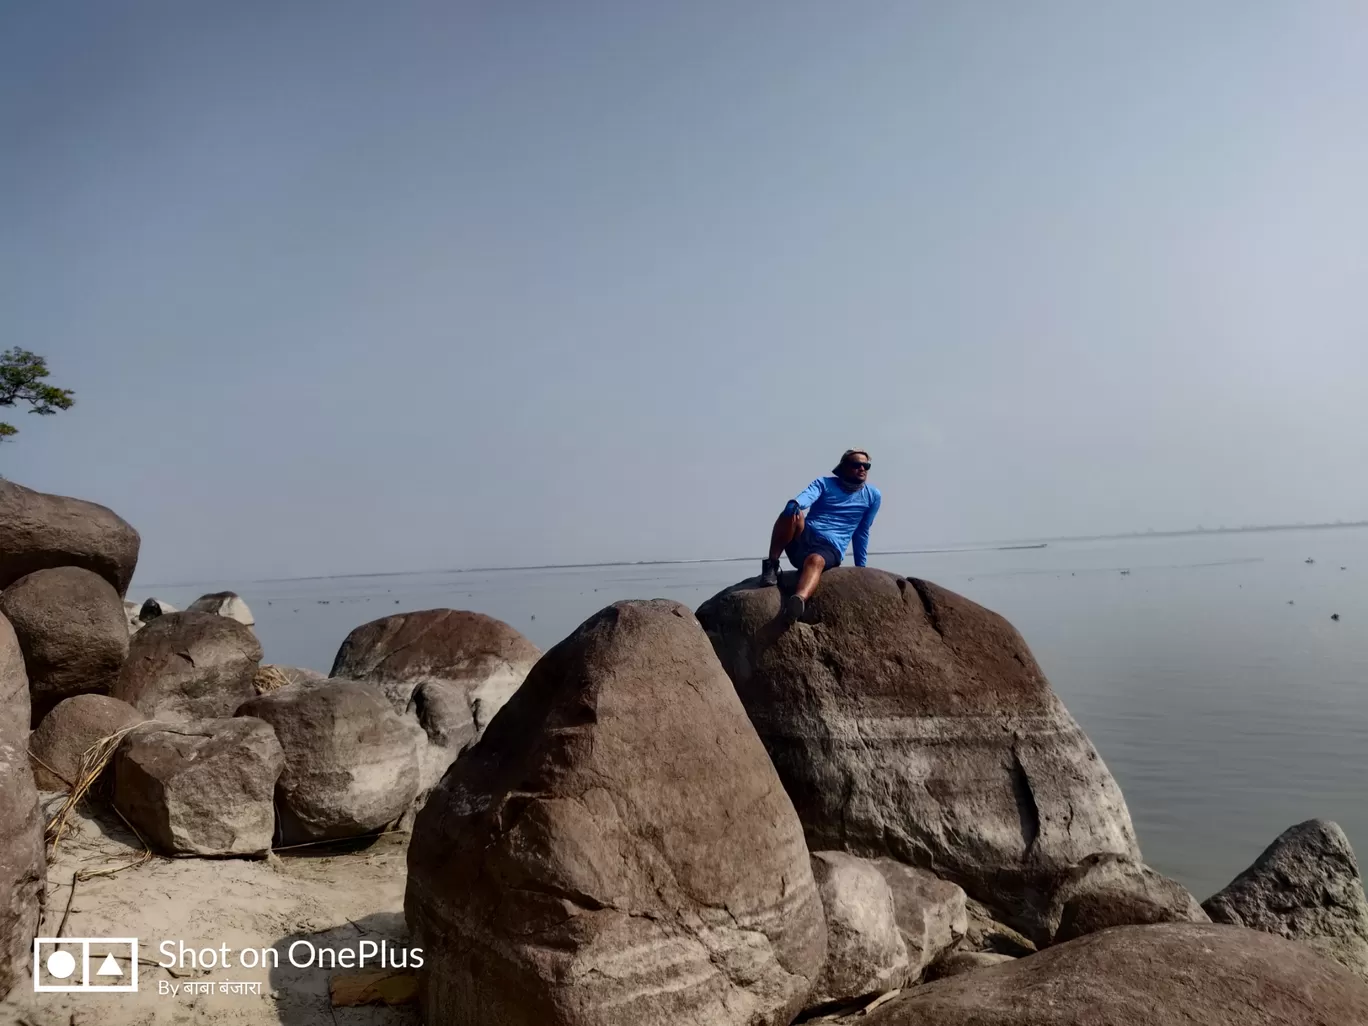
[274,831,393,859]
[269,911,419,1026]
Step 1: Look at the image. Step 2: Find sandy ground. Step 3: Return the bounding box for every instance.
[1,799,898,1026]
[2,796,419,1026]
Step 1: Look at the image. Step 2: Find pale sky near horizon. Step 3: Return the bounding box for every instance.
[4,2,1368,584]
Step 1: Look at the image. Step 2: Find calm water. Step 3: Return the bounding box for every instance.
[135,527,1368,900]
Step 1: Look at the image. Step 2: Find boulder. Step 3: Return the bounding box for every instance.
[872,859,967,977]
[331,608,541,747]
[138,597,177,622]
[924,951,1016,982]
[28,693,146,791]
[1043,852,1208,945]
[405,600,828,1026]
[112,717,283,856]
[808,852,910,1008]
[0,615,30,722]
[696,569,1139,930]
[123,600,143,634]
[112,611,262,721]
[861,923,1368,1025]
[187,591,255,627]
[0,612,44,1000]
[1203,819,1368,978]
[237,680,421,844]
[366,677,481,822]
[0,566,130,723]
[0,479,140,596]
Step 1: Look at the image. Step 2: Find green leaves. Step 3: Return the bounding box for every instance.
[1,347,75,441]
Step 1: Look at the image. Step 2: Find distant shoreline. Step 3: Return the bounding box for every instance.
[134,519,1368,589]
[1019,519,1368,545]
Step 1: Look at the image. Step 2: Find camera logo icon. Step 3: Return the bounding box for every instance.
[33,938,139,992]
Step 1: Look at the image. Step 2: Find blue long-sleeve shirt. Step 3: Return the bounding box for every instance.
[786,477,882,567]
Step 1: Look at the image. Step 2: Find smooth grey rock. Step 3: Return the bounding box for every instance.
[872,859,967,977]
[332,607,539,748]
[697,569,1139,931]
[405,600,827,1026]
[123,600,143,634]
[113,611,261,722]
[924,951,1016,982]
[808,852,910,1007]
[861,923,1368,1026]
[238,680,421,844]
[373,677,475,818]
[1043,853,1208,945]
[0,566,129,724]
[0,612,44,1000]
[113,717,283,856]
[187,591,254,627]
[0,479,140,596]
[1203,819,1368,978]
[333,609,542,815]
[29,693,145,791]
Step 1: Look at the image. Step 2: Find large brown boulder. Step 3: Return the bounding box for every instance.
[112,611,262,721]
[862,923,1368,1025]
[113,717,283,856]
[0,613,44,1000]
[696,569,1139,931]
[1043,853,1208,945]
[1203,819,1368,978]
[0,479,139,596]
[0,566,130,723]
[405,600,828,1026]
[237,680,421,844]
[29,693,146,791]
[332,608,540,746]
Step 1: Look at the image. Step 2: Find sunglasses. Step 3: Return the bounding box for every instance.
[845,461,872,471]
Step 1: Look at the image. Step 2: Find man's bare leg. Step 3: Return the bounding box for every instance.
[768,509,804,560]
[761,510,804,585]
[784,552,826,622]
[795,553,825,600]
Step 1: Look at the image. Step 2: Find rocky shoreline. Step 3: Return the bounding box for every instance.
[4,477,1368,1025]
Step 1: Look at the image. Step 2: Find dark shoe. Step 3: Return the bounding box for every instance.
[759,558,780,586]
[783,593,806,623]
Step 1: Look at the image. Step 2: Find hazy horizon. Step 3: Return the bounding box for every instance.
[6,3,1368,584]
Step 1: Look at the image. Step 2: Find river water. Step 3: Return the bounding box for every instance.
[134,526,1368,900]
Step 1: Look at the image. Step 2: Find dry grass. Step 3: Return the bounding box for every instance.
[41,725,155,909]
[44,724,142,853]
[253,664,293,693]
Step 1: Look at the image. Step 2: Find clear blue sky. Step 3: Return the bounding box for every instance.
[4,2,1367,583]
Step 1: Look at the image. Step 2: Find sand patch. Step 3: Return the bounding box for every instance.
[3,796,417,1026]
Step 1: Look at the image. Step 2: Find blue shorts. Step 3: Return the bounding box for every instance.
[785,529,842,570]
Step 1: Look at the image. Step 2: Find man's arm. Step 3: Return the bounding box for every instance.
[784,478,826,517]
[852,490,881,567]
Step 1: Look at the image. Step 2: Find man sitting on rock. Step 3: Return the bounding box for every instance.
[759,449,882,621]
